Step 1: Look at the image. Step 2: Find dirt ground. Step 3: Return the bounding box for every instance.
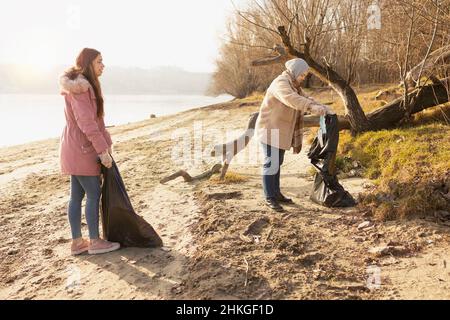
[1,99,450,300]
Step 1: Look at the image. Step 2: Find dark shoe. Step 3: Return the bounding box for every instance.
[276,193,294,204]
[265,198,284,212]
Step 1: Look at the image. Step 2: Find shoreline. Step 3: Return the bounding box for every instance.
[0,94,234,149]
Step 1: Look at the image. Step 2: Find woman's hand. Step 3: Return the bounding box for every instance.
[310,104,328,116]
[99,151,113,168]
[310,104,336,116]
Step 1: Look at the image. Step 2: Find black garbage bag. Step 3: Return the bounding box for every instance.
[307,114,356,207]
[100,160,163,247]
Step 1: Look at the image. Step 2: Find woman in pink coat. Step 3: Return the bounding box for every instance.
[59,48,120,255]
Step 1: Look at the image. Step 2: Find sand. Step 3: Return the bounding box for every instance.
[1,99,450,300]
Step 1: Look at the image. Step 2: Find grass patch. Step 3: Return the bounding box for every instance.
[209,171,249,184]
[338,123,450,221]
[236,92,265,104]
[335,155,357,173]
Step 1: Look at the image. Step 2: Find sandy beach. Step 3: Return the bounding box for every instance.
[1,99,450,300]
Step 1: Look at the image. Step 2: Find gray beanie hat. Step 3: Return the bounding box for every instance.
[285,58,309,80]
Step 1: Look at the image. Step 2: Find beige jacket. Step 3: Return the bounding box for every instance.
[255,70,321,151]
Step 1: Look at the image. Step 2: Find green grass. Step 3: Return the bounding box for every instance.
[338,122,450,221]
[339,123,450,181]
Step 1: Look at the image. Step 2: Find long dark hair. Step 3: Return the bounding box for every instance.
[65,48,104,117]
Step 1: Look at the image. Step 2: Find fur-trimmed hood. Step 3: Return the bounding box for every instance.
[59,73,91,95]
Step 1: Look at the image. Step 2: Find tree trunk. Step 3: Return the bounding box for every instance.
[300,73,313,88]
[277,26,372,133]
[306,58,372,132]
[367,81,448,130]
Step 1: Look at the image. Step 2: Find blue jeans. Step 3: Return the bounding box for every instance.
[68,175,101,239]
[261,143,285,199]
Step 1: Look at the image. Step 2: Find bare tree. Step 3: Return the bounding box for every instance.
[210,14,282,98]
[235,0,374,132]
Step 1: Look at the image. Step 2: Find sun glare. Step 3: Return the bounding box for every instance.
[16,29,59,73]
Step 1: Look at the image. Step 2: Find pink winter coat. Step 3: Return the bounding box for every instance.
[58,74,112,176]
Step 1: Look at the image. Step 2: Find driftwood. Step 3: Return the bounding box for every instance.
[366,79,449,130]
[210,112,259,179]
[160,163,222,184]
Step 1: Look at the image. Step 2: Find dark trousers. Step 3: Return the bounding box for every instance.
[261,143,285,199]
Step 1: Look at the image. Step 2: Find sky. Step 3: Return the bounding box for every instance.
[0,0,248,73]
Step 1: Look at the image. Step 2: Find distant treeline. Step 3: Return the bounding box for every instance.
[0,65,212,95]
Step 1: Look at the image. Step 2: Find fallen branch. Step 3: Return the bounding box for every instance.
[210,112,259,179]
[368,80,449,130]
[159,163,222,184]
[251,44,288,66]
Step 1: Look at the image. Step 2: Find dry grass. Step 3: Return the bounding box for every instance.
[209,171,249,184]
[338,122,450,221]
[236,92,265,104]
[303,84,392,115]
